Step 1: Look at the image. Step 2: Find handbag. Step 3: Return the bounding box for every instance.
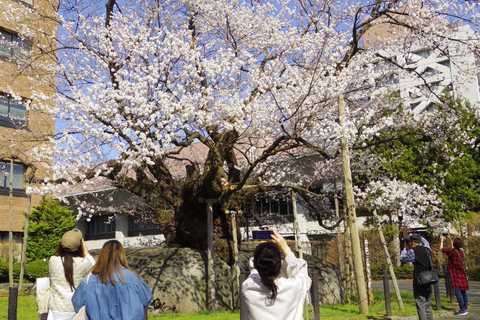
[73,307,87,320]
[36,277,50,315]
[417,249,439,285]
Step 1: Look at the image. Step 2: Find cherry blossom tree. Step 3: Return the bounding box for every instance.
[3,0,480,258]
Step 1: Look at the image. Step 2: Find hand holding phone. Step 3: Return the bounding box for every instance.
[252,230,274,240]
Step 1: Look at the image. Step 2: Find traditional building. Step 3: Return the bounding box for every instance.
[0,0,56,258]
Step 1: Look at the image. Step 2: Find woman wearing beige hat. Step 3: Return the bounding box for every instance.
[42,229,95,320]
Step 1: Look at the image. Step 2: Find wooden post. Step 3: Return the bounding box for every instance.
[206,201,215,311]
[372,209,404,310]
[8,158,18,320]
[230,211,240,308]
[364,238,373,304]
[311,269,320,320]
[334,189,346,304]
[433,274,441,310]
[292,190,309,319]
[343,216,355,303]
[19,193,32,292]
[291,190,302,258]
[383,269,392,319]
[8,158,14,288]
[338,95,369,314]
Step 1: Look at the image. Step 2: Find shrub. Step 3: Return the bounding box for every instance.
[27,197,76,261]
[24,259,49,281]
[371,264,414,280]
[0,258,48,282]
[469,267,480,281]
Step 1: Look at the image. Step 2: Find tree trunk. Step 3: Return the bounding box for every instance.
[175,190,234,264]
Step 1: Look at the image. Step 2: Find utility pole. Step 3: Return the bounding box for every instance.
[338,95,369,314]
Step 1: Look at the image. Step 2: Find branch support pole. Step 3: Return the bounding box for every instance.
[338,95,369,315]
[372,209,404,310]
[291,190,302,259]
[230,211,240,308]
[206,200,216,311]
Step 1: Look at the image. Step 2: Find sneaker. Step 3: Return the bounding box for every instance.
[458,310,468,316]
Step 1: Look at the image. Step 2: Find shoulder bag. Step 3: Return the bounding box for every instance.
[417,249,439,285]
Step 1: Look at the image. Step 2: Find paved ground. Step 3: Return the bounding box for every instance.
[372,280,480,319]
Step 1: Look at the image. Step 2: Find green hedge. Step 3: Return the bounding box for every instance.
[469,267,480,281]
[371,264,414,280]
[0,258,48,282]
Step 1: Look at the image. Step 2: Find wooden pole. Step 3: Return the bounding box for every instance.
[19,193,32,292]
[338,95,369,314]
[372,209,404,310]
[291,190,302,258]
[311,269,320,320]
[291,190,309,319]
[230,211,240,308]
[343,213,355,303]
[334,188,346,304]
[364,238,373,304]
[206,201,215,311]
[383,269,392,318]
[8,158,14,288]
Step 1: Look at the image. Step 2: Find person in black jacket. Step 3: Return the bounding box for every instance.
[400,234,433,320]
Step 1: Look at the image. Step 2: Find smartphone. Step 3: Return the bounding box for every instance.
[252,230,273,240]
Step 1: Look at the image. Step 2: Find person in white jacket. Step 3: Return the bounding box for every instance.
[39,229,95,320]
[240,230,312,320]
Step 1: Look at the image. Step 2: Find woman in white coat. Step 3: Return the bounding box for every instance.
[40,229,95,320]
[240,231,312,320]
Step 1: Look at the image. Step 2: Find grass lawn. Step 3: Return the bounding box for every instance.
[0,290,453,320]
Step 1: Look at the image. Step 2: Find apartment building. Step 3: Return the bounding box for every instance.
[0,0,56,258]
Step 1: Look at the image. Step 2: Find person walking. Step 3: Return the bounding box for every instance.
[44,229,95,320]
[441,235,469,316]
[240,230,311,320]
[72,240,152,320]
[400,234,434,320]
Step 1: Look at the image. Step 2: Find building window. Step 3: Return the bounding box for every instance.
[0,94,27,128]
[128,217,161,237]
[85,215,116,240]
[0,28,31,61]
[0,161,26,195]
[245,194,293,226]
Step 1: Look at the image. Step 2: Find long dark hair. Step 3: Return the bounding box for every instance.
[253,242,282,301]
[453,238,464,250]
[56,245,83,291]
[92,240,129,285]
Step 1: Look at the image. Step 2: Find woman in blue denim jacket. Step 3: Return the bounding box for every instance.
[72,240,152,320]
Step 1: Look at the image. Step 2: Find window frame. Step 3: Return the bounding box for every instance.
[128,217,161,237]
[0,92,28,128]
[0,27,32,62]
[85,215,116,240]
[0,161,27,197]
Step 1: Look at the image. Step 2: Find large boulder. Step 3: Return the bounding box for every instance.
[126,246,236,314]
[124,243,341,314]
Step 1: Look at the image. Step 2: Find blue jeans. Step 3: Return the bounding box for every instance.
[454,288,468,311]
